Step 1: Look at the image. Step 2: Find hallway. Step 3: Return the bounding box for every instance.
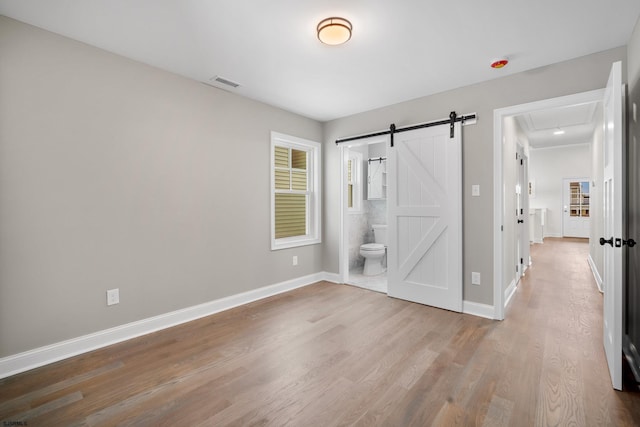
[506,237,640,424]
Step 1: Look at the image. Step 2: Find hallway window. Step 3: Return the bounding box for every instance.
[271,132,321,250]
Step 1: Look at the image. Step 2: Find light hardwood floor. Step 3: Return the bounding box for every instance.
[1,238,639,426]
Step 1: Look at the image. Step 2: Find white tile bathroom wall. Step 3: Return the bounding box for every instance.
[367,200,387,227]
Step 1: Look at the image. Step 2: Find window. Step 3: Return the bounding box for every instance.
[569,181,590,217]
[347,151,363,212]
[271,132,321,250]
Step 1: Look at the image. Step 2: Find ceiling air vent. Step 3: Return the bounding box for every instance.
[209,75,240,88]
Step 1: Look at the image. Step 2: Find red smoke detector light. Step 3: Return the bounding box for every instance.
[491,59,509,69]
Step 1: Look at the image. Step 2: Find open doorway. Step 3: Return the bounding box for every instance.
[493,89,606,319]
[514,102,601,285]
[340,137,389,294]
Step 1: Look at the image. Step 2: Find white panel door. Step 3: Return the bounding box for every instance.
[563,178,590,238]
[516,150,526,278]
[387,123,462,312]
[602,61,623,390]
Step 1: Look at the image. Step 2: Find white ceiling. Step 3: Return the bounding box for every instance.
[515,102,601,149]
[1,1,639,122]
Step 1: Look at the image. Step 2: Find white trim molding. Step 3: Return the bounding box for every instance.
[463,300,496,320]
[504,279,518,309]
[0,272,339,379]
[588,254,604,293]
[270,131,322,251]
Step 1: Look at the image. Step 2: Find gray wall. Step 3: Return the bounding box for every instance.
[0,17,323,357]
[323,47,627,306]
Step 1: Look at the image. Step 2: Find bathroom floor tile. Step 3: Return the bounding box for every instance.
[347,269,387,294]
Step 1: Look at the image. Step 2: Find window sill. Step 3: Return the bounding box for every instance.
[271,236,321,251]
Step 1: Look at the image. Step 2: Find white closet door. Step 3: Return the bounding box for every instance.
[387,123,462,312]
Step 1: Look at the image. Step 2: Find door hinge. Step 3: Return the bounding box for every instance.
[520,257,523,264]
[520,159,523,165]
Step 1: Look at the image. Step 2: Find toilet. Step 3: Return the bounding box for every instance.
[360,224,387,276]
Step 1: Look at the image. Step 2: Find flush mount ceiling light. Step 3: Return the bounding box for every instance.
[553,127,566,135]
[317,17,352,45]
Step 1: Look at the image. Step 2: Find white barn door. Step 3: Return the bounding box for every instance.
[387,123,462,312]
[602,61,624,390]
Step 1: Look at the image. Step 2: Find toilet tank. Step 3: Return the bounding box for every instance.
[372,224,388,245]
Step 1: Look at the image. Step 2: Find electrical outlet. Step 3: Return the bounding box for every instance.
[293,255,298,266]
[471,272,481,285]
[107,288,120,306]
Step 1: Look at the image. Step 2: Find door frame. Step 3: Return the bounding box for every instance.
[338,135,390,284]
[493,89,605,320]
[515,146,530,280]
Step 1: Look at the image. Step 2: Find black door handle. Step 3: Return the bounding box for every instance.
[624,238,637,248]
[600,237,614,246]
[517,219,524,224]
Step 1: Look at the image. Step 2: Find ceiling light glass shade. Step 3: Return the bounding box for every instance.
[317,17,352,45]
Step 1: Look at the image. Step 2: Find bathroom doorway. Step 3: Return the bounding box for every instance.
[340,136,389,293]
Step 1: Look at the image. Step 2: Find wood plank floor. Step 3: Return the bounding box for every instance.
[2,237,640,426]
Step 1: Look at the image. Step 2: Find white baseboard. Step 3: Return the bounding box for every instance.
[504,279,517,309]
[322,272,341,284]
[0,272,337,379]
[587,255,603,293]
[463,300,496,320]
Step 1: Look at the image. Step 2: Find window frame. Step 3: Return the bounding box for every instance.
[270,131,321,250]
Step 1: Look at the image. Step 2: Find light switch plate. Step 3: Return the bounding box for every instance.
[472,185,480,197]
[107,288,120,306]
[471,272,481,285]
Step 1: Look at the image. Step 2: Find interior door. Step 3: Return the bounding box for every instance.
[516,150,525,279]
[602,61,624,390]
[387,122,462,312]
[563,178,591,238]
[624,65,640,383]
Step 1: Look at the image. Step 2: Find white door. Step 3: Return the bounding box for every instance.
[602,61,623,390]
[516,150,526,279]
[387,123,462,312]
[563,178,591,238]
